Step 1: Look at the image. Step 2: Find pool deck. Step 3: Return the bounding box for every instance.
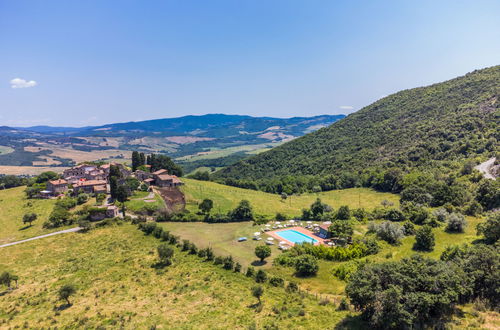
[266,226,328,246]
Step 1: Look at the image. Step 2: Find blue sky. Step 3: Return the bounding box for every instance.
[1,0,499,127]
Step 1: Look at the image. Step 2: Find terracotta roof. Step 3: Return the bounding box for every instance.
[152,169,168,175]
[157,174,173,181]
[49,179,67,185]
[319,224,330,230]
[144,178,154,182]
[74,180,107,187]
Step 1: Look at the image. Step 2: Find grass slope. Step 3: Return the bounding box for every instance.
[215,65,499,182]
[0,187,59,245]
[181,178,399,217]
[0,224,352,329]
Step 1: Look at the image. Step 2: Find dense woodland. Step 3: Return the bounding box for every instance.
[214,66,500,212]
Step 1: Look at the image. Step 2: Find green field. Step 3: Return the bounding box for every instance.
[159,215,485,296]
[124,190,165,213]
[0,224,353,329]
[181,178,400,217]
[0,186,61,245]
[176,143,278,162]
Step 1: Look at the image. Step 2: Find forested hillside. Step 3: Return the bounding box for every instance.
[214,66,499,211]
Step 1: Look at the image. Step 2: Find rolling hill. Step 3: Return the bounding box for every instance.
[0,114,344,172]
[215,66,499,181]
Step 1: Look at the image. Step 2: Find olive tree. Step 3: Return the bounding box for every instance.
[255,245,271,263]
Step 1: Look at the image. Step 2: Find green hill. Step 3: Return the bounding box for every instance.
[214,66,499,210]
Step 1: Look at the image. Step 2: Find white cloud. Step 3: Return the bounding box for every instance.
[339,105,354,110]
[10,78,38,89]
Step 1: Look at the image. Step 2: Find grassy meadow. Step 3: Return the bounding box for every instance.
[0,186,59,245]
[181,178,399,217]
[0,224,354,329]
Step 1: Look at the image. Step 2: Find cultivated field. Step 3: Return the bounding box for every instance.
[0,166,68,176]
[0,224,352,329]
[181,178,400,217]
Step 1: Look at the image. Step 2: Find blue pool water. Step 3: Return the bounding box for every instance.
[275,230,317,244]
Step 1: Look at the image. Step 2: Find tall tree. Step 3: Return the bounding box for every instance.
[139,152,146,166]
[131,151,140,172]
[115,185,129,216]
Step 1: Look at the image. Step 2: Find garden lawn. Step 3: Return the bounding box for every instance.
[181,178,399,217]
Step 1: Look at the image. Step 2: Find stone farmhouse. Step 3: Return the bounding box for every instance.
[151,169,183,188]
[46,179,68,195]
[63,164,106,184]
[73,179,108,194]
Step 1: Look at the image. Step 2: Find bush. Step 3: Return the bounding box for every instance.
[336,205,351,220]
[269,276,284,287]
[223,256,234,270]
[246,266,255,278]
[157,243,174,266]
[402,221,415,235]
[234,262,242,273]
[152,226,164,239]
[346,255,469,328]
[294,255,319,276]
[140,222,157,235]
[445,213,467,233]
[433,208,449,222]
[286,282,298,293]
[476,212,500,244]
[369,221,404,245]
[413,226,435,251]
[255,270,267,283]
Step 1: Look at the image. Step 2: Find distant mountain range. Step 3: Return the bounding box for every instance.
[12,114,345,138]
[0,114,345,170]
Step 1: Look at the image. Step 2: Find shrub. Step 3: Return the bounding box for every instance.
[234,262,242,273]
[140,222,157,235]
[336,205,351,220]
[157,243,174,266]
[346,255,468,328]
[152,226,164,239]
[223,256,234,270]
[294,255,319,276]
[252,285,264,304]
[386,208,405,222]
[433,208,449,222]
[445,213,467,233]
[369,221,404,245]
[205,247,214,261]
[413,226,435,251]
[246,266,255,278]
[402,221,415,235]
[476,212,500,244]
[286,282,298,293]
[213,256,224,265]
[255,270,267,283]
[188,243,198,255]
[269,276,284,287]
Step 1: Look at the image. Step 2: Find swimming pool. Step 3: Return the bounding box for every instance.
[275,229,317,244]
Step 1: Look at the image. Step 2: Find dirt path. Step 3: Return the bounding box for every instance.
[475,157,497,179]
[0,227,82,248]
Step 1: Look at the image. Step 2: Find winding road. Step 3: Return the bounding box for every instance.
[0,227,82,249]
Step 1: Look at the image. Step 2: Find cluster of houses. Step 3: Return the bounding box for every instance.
[42,163,182,198]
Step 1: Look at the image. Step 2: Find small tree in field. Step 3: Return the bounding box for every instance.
[22,213,37,227]
[157,243,174,266]
[198,199,213,214]
[446,213,467,233]
[280,193,288,202]
[252,285,264,304]
[58,284,76,305]
[294,255,319,276]
[255,245,271,263]
[414,226,435,251]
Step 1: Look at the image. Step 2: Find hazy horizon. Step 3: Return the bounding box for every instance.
[1,0,499,127]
